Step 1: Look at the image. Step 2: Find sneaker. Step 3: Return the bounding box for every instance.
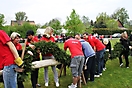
[36,84,41,87]
[103,67,106,71]
[94,75,100,78]
[45,82,48,87]
[126,67,129,68]
[56,82,59,87]
[120,63,123,67]
[88,78,90,81]
[99,73,102,76]
[68,84,77,88]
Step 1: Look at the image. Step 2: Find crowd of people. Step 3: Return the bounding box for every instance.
[0,27,132,88]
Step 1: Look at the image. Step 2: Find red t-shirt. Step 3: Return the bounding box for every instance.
[40,36,55,56]
[84,35,105,51]
[26,36,39,46]
[15,43,22,50]
[64,38,84,58]
[0,30,15,69]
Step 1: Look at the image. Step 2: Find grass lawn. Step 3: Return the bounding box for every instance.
[1,38,132,88]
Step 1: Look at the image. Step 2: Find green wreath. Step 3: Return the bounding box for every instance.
[111,42,123,59]
[18,41,71,82]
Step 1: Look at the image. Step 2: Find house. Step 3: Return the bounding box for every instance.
[11,20,35,26]
[117,19,127,30]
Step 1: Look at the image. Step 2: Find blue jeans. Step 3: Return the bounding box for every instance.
[3,64,18,88]
[96,49,105,75]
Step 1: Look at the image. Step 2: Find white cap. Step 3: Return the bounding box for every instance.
[10,32,20,40]
[103,38,109,45]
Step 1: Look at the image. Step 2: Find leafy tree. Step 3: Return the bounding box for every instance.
[15,12,28,21]
[111,8,129,25]
[126,20,132,29]
[41,19,62,35]
[81,16,91,28]
[106,19,118,28]
[94,12,110,28]
[64,9,85,36]
[7,23,37,38]
[0,13,6,29]
[90,20,94,26]
[48,19,62,34]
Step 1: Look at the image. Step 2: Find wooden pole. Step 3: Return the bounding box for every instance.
[21,39,27,60]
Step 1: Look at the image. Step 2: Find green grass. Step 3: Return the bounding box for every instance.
[1,38,132,88]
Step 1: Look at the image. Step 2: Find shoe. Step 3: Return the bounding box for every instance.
[94,75,100,78]
[36,84,41,87]
[45,82,48,87]
[99,73,102,76]
[120,63,123,67]
[68,83,77,88]
[88,78,90,81]
[56,82,59,87]
[103,67,106,71]
[126,67,129,68]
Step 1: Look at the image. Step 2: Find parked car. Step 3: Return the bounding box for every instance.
[112,33,121,38]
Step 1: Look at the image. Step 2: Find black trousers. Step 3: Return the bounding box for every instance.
[83,55,95,82]
[119,51,129,67]
[31,68,39,88]
[17,73,24,88]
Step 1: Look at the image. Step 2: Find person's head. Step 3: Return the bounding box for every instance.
[10,32,21,44]
[26,30,34,39]
[75,33,81,40]
[83,32,89,39]
[121,32,128,39]
[103,38,109,45]
[66,35,73,40]
[44,26,54,37]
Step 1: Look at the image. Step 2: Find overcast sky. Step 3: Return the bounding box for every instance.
[0,0,132,25]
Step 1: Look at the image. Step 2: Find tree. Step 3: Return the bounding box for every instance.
[64,9,85,36]
[0,13,6,29]
[94,12,110,28]
[81,16,91,28]
[111,8,129,26]
[106,19,118,28]
[15,12,28,21]
[41,18,62,35]
[48,19,62,34]
[7,23,37,38]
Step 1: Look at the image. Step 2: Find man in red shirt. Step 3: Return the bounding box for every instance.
[0,30,23,88]
[83,33,105,77]
[64,36,84,88]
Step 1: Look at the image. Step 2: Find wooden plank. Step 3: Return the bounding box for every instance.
[0,70,3,75]
[0,59,61,75]
[32,59,61,68]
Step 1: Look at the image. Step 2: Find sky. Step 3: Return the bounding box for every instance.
[0,0,132,25]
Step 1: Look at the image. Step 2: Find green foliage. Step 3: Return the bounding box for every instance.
[111,7,129,25]
[106,19,118,28]
[41,19,62,35]
[64,9,86,36]
[15,12,28,21]
[33,41,71,66]
[18,41,70,82]
[94,12,110,28]
[93,28,132,35]
[0,13,6,28]
[111,42,123,59]
[18,52,34,82]
[4,23,37,38]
